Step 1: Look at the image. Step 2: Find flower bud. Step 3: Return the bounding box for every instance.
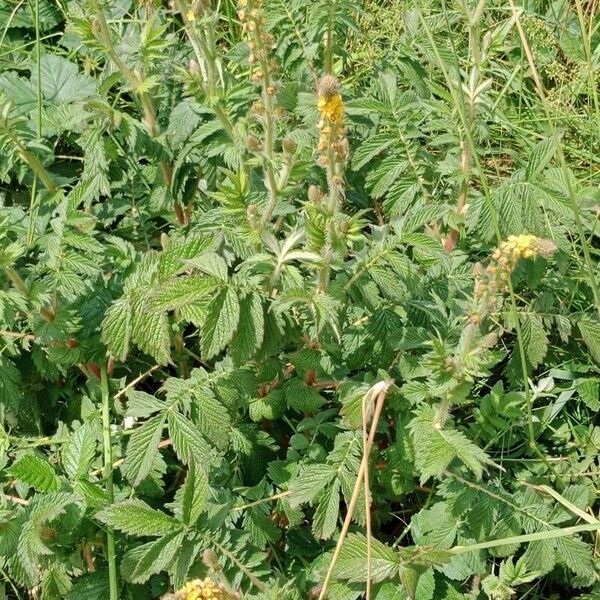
[479,331,499,349]
[308,185,323,202]
[245,134,263,153]
[318,74,340,97]
[282,137,297,154]
[202,548,220,569]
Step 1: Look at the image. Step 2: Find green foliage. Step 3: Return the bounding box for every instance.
[2,0,600,599]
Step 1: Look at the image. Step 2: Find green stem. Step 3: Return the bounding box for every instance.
[100,364,118,600]
[0,125,56,193]
[32,0,42,137]
[452,522,600,554]
[259,63,279,226]
[26,0,43,246]
[173,0,217,93]
[324,0,336,74]
[434,395,452,428]
[4,266,29,296]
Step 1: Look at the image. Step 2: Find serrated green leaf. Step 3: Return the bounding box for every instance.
[335,532,400,583]
[125,390,165,418]
[9,454,61,492]
[408,406,492,482]
[62,422,97,480]
[0,359,24,409]
[579,318,600,365]
[123,414,166,486]
[522,313,548,367]
[96,499,180,536]
[230,291,264,364]
[158,236,215,279]
[66,571,109,600]
[41,563,72,599]
[525,138,555,179]
[101,298,131,362]
[201,285,240,359]
[121,530,185,583]
[151,276,217,312]
[289,463,337,506]
[312,479,340,540]
[352,133,395,171]
[186,252,229,280]
[576,379,600,411]
[167,410,212,464]
[176,462,208,526]
[248,389,286,421]
[192,389,231,450]
[555,536,594,578]
[33,54,96,104]
[131,294,171,364]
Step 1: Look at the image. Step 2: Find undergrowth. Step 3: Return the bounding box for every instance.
[2,1,600,599]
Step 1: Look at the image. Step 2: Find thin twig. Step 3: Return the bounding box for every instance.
[114,365,160,401]
[2,493,29,506]
[0,330,36,341]
[91,438,172,478]
[318,380,393,600]
[362,396,372,600]
[230,490,292,512]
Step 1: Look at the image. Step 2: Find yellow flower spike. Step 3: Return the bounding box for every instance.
[186,9,196,21]
[473,233,558,305]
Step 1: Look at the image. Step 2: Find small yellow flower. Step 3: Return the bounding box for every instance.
[317,94,344,123]
[174,578,236,600]
[186,9,196,21]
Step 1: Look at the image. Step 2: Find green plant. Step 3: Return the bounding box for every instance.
[2,1,600,599]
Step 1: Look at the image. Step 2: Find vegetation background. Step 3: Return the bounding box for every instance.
[2,0,600,598]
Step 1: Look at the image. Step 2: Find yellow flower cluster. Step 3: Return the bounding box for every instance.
[317,94,344,123]
[237,0,276,84]
[316,75,349,168]
[474,234,557,300]
[174,578,236,600]
[493,234,557,264]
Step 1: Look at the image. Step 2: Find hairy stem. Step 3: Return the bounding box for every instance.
[0,125,56,193]
[173,0,235,140]
[324,0,336,75]
[100,364,118,600]
[26,0,43,246]
[259,70,280,226]
[362,397,372,600]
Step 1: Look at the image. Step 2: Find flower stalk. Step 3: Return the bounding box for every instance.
[238,0,282,226]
